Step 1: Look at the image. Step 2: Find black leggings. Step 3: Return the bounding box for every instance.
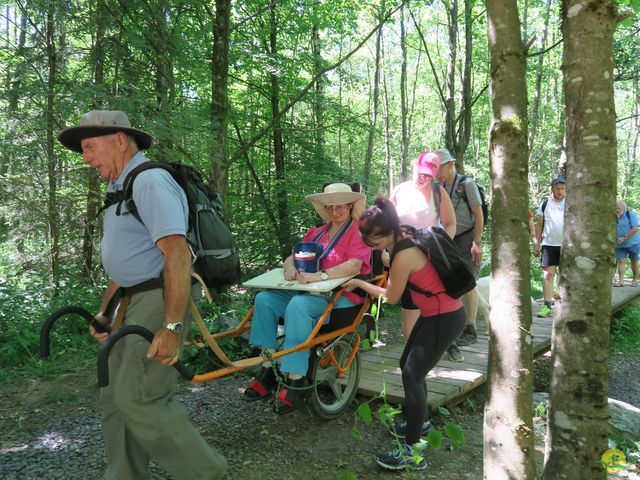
[400,307,467,444]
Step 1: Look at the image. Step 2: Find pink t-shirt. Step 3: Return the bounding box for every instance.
[302,221,372,304]
[390,181,441,229]
[407,261,462,317]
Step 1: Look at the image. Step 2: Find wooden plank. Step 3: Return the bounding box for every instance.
[357,285,640,407]
[359,360,479,392]
[357,376,449,405]
[362,345,489,368]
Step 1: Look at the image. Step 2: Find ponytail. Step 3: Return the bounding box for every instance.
[359,196,403,241]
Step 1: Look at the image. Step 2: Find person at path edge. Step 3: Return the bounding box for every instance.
[534,177,566,318]
[615,198,640,287]
[58,110,228,480]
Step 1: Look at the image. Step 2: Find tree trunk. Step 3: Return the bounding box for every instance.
[399,3,409,181]
[81,0,108,279]
[445,0,458,164]
[363,7,383,192]
[210,0,231,201]
[528,0,552,156]
[483,1,536,478]
[542,1,618,478]
[45,0,59,289]
[268,2,291,258]
[311,21,326,168]
[1,12,27,177]
[457,0,473,160]
[152,0,175,162]
[382,49,392,195]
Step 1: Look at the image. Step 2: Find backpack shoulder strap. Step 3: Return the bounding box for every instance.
[389,236,416,265]
[118,162,182,222]
[541,199,548,215]
[432,181,441,220]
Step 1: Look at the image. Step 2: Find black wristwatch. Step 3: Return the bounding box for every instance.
[163,322,184,334]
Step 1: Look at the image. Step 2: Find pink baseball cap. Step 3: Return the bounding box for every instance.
[414,151,440,177]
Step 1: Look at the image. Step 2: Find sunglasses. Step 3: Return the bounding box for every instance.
[323,204,350,212]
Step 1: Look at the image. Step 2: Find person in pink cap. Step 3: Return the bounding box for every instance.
[389,151,456,339]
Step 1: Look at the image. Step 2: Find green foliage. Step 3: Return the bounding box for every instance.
[335,472,358,480]
[444,422,466,447]
[0,258,104,381]
[534,401,548,418]
[355,402,373,426]
[426,428,443,449]
[611,306,640,354]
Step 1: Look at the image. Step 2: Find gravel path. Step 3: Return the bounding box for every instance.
[2,308,637,480]
[0,375,484,480]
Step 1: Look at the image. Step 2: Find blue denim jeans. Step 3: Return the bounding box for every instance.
[249,290,355,376]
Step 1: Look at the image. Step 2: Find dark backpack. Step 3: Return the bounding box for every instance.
[391,226,476,299]
[103,162,241,289]
[453,174,488,234]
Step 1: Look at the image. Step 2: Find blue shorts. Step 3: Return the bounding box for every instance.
[616,244,640,261]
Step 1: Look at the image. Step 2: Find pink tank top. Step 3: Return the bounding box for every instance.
[407,261,463,317]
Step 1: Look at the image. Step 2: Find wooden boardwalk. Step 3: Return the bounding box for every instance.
[357,282,640,406]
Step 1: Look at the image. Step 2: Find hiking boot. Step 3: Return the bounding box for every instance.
[243,366,277,402]
[446,343,464,362]
[456,324,478,346]
[389,420,434,439]
[375,442,428,471]
[537,305,552,318]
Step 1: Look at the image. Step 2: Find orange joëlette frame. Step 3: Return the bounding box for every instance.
[191,272,388,383]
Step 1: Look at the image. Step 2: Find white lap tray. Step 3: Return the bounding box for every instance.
[242,268,355,294]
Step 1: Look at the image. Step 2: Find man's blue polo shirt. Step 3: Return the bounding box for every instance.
[617,209,640,249]
[101,152,188,287]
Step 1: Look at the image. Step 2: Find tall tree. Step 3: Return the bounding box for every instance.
[542,1,618,478]
[81,0,108,279]
[528,0,553,157]
[311,18,327,167]
[363,6,383,192]
[45,0,60,287]
[483,0,536,478]
[209,0,231,197]
[267,1,291,257]
[399,3,409,180]
[1,11,26,177]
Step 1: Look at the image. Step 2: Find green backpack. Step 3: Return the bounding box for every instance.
[103,162,241,289]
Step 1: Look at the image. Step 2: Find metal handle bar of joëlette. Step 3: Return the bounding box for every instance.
[39,306,193,386]
[96,325,194,387]
[40,306,111,358]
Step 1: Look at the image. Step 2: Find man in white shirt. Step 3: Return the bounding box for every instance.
[534,177,566,317]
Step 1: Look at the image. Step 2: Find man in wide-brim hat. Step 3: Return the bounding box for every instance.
[58,110,154,154]
[57,110,228,479]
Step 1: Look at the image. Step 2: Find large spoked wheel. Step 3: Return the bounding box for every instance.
[307,334,360,420]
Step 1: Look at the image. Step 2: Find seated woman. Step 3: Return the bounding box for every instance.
[343,197,466,471]
[244,182,371,414]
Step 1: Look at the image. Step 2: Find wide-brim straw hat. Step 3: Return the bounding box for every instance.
[306,182,366,222]
[58,110,155,153]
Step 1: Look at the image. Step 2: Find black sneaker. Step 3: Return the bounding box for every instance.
[456,324,478,346]
[389,420,434,439]
[446,343,464,362]
[375,442,428,471]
